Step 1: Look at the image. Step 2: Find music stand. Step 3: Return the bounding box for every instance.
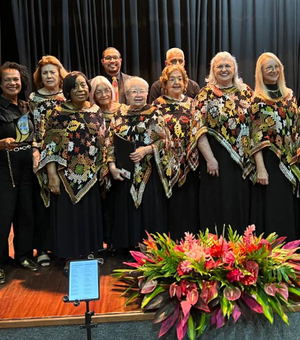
[63,257,103,340]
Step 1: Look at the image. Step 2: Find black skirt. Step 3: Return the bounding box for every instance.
[250,148,297,241]
[167,169,200,242]
[50,182,104,259]
[199,137,251,235]
[112,159,168,249]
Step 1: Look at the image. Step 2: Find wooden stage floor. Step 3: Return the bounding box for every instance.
[0,252,154,329]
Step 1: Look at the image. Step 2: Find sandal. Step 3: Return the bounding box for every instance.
[37,252,51,267]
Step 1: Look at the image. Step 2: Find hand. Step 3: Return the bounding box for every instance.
[32,148,40,174]
[130,147,146,163]
[0,138,17,150]
[256,169,269,185]
[48,173,61,195]
[206,157,219,177]
[109,163,125,181]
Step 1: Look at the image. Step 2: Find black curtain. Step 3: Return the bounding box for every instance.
[0,0,299,99]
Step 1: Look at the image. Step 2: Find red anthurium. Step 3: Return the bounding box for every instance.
[264,283,276,296]
[141,279,157,294]
[200,280,218,304]
[169,283,182,300]
[179,280,197,297]
[240,261,259,285]
[223,286,241,301]
[187,288,199,305]
[226,268,243,283]
[276,283,289,301]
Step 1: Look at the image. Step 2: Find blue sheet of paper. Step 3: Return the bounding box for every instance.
[68,260,99,301]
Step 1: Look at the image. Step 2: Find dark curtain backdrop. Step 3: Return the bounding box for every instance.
[0,0,299,99]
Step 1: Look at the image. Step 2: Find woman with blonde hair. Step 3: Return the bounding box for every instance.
[249,52,300,240]
[29,55,68,266]
[189,51,253,234]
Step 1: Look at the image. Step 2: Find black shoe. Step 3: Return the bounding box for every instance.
[19,258,39,272]
[0,269,5,284]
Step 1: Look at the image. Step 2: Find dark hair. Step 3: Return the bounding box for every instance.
[0,61,30,95]
[62,71,91,100]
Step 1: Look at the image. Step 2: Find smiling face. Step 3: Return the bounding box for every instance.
[0,68,22,101]
[94,83,112,107]
[126,81,148,109]
[41,64,60,91]
[213,56,235,87]
[262,57,280,85]
[70,75,89,108]
[166,70,184,99]
[101,48,122,76]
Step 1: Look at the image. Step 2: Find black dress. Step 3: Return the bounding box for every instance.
[249,90,300,241]
[107,104,168,249]
[37,103,105,258]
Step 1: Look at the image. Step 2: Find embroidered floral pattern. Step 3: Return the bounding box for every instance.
[190,85,253,177]
[152,95,198,194]
[38,103,105,206]
[28,91,66,147]
[250,91,300,185]
[107,104,166,208]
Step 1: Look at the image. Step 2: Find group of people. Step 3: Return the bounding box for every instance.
[0,46,299,285]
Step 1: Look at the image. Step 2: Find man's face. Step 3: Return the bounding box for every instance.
[165,50,185,67]
[101,48,122,76]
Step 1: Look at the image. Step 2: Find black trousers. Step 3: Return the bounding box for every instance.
[0,149,34,267]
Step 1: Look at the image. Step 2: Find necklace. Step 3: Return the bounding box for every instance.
[267,88,280,93]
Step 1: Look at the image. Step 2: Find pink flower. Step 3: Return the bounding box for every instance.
[222,250,236,267]
[226,269,243,283]
[177,260,193,276]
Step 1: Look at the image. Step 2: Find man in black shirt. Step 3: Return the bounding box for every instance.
[148,48,200,103]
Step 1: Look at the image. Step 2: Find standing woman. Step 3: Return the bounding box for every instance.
[107,76,167,250]
[152,65,200,241]
[249,52,300,240]
[29,55,68,266]
[189,52,253,234]
[37,71,105,270]
[0,62,39,284]
[89,76,127,253]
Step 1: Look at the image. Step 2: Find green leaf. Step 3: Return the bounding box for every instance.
[144,291,169,310]
[187,315,196,340]
[125,291,140,306]
[141,286,166,309]
[196,313,209,336]
[267,296,289,325]
[255,288,274,324]
[288,286,300,298]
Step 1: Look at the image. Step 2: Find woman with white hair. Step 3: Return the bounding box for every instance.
[190,51,253,234]
[106,76,168,250]
[249,52,300,239]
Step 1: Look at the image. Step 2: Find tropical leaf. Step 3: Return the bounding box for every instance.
[144,291,169,310]
[255,287,274,323]
[153,299,178,324]
[158,304,180,338]
[141,286,166,308]
[187,314,196,340]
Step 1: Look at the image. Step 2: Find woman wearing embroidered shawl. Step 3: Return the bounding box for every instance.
[190,52,253,234]
[107,77,167,250]
[249,52,300,240]
[37,71,105,261]
[152,64,200,241]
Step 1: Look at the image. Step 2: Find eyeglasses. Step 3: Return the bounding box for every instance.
[73,82,88,90]
[95,88,111,96]
[103,56,120,61]
[264,65,280,73]
[169,59,184,65]
[129,89,147,95]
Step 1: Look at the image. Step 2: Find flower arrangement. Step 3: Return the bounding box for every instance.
[112,225,300,340]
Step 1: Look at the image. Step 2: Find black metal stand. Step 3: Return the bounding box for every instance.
[80,300,97,340]
[62,255,104,340]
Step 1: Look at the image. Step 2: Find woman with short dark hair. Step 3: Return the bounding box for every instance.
[37,71,105,272]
